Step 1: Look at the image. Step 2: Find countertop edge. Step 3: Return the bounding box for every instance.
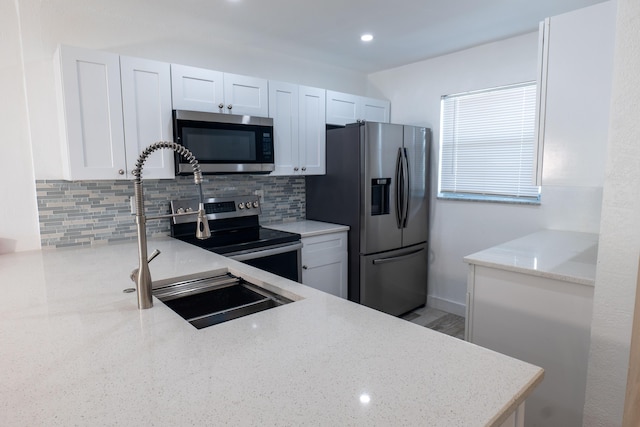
[463,257,596,286]
[264,220,350,238]
[487,367,545,427]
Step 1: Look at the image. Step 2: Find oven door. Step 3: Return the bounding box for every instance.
[226,242,302,283]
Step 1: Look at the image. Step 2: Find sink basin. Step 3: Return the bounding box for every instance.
[153,273,293,329]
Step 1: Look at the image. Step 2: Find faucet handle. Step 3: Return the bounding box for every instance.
[147,249,161,263]
[130,249,161,282]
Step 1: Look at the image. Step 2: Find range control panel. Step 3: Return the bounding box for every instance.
[170,196,261,224]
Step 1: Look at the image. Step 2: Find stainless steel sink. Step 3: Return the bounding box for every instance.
[153,273,293,329]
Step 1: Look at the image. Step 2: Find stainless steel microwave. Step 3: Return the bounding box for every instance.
[173,110,275,174]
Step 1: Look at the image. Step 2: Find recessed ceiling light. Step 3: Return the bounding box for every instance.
[361,34,374,42]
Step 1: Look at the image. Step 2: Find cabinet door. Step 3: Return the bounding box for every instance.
[326,90,390,125]
[170,64,224,113]
[56,45,126,180]
[362,97,390,123]
[326,90,360,126]
[223,73,269,117]
[269,81,299,175]
[536,2,615,187]
[301,232,348,299]
[120,57,174,179]
[298,86,326,175]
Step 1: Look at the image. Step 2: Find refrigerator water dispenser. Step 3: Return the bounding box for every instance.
[371,178,390,216]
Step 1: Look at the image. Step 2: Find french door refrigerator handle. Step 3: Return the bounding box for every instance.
[401,147,410,228]
[395,147,403,229]
[372,247,426,265]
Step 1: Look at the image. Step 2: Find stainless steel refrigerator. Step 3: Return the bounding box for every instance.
[306,121,430,316]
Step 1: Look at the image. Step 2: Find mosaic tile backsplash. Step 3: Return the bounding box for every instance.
[36,176,306,248]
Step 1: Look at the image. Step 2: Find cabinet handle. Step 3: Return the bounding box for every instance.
[294,167,299,171]
[302,265,308,270]
[227,104,232,110]
[118,169,125,175]
[218,103,224,109]
[301,167,306,171]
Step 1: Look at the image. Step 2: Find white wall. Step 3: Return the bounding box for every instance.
[368,33,604,315]
[0,1,41,253]
[15,0,368,180]
[583,0,640,423]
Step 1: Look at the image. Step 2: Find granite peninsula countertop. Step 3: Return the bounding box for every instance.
[1,237,542,426]
[464,229,599,285]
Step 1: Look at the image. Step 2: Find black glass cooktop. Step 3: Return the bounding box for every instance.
[173,225,300,255]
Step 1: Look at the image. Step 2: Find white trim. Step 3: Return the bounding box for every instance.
[427,295,466,317]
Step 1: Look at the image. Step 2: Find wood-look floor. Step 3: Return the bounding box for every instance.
[401,307,465,340]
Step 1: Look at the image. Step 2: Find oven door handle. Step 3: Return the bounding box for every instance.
[226,242,303,261]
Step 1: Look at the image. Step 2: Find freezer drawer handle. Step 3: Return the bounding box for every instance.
[372,247,426,265]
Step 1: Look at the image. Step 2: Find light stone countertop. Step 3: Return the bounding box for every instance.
[1,237,542,426]
[464,229,599,285]
[265,219,349,238]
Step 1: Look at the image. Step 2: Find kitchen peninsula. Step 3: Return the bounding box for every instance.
[0,238,542,426]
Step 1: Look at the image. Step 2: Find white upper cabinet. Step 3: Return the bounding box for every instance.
[269,82,299,175]
[56,46,126,180]
[269,81,325,175]
[361,97,391,123]
[55,46,174,180]
[223,73,269,117]
[534,1,616,187]
[170,64,224,113]
[298,86,326,175]
[56,46,392,181]
[120,56,174,179]
[171,64,268,117]
[326,91,359,125]
[326,90,390,125]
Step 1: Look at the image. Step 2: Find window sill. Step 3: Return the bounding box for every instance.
[437,193,541,206]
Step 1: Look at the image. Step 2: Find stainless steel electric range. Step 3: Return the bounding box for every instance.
[169,196,302,282]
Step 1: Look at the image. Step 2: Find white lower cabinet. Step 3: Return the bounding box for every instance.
[466,264,593,427]
[301,232,348,299]
[498,403,525,427]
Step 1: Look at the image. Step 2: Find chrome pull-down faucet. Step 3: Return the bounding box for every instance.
[130,142,211,310]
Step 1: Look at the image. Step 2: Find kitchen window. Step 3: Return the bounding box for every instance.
[438,82,540,204]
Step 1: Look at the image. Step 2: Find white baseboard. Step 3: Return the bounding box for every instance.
[427,295,466,317]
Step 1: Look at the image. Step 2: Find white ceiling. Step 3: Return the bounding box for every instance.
[171,0,607,73]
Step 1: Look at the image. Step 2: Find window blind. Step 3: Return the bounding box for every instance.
[439,82,540,201]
